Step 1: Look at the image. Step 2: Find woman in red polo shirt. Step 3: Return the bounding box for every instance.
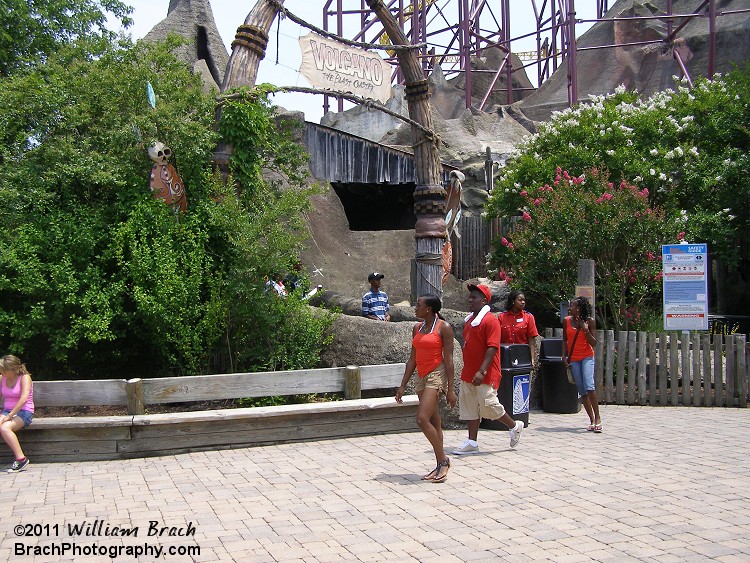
[498,290,539,367]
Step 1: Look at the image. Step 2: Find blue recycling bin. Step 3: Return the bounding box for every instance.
[480,343,531,430]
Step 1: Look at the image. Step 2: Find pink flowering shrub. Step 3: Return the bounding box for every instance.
[490,168,682,330]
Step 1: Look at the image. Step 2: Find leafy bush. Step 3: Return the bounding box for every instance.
[489,69,750,267]
[491,168,681,330]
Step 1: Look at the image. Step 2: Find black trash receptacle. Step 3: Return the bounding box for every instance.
[539,338,582,414]
[480,344,531,430]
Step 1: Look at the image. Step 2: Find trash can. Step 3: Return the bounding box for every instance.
[539,338,582,413]
[480,344,531,430]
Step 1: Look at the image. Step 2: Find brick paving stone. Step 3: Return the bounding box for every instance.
[1,406,749,561]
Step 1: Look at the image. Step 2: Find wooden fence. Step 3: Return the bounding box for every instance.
[451,215,520,280]
[543,329,749,407]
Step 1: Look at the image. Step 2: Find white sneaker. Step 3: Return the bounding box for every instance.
[509,421,524,448]
[452,440,479,455]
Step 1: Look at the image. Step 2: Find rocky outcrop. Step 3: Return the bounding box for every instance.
[516,0,750,122]
[144,0,229,91]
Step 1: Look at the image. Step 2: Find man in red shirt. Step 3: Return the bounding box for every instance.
[453,284,524,455]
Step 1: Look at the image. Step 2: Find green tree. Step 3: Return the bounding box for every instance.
[489,67,750,319]
[0,0,132,77]
[0,38,333,377]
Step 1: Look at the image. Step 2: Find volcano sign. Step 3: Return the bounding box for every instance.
[299,32,393,103]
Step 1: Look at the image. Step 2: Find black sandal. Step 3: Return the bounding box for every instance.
[421,465,440,480]
[432,458,450,483]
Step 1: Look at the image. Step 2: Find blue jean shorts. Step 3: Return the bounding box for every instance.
[2,409,33,427]
[570,356,595,396]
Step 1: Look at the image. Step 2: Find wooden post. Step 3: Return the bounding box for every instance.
[726,335,736,406]
[669,333,679,406]
[648,332,657,406]
[576,259,596,312]
[681,332,692,406]
[701,333,712,406]
[658,332,668,406]
[692,332,702,407]
[637,331,647,405]
[221,2,278,91]
[737,334,747,407]
[595,329,604,402]
[616,331,626,405]
[713,334,724,407]
[126,378,144,415]
[344,365,362,400]
[627,331,637,405]
[366,0,445,298]
[605,330,615,404]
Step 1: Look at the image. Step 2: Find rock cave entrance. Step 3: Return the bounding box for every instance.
[332,182,417,231]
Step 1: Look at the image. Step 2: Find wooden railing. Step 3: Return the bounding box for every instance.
[543,329,749,407]
[26,364,413,462]
[34,364,405,414]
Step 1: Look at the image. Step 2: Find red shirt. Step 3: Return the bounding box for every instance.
[498,310,539,344]
[564,317,595,361]
[461,312,501,388]
[412,319,444,377]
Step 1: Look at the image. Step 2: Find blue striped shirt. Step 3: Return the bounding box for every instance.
[362,290,390,320]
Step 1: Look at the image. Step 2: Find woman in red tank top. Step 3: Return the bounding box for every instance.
[562,296,602,432]
[396,294,456,483]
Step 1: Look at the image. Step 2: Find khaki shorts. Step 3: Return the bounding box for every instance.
[458,380,506,421]
[414,362,448,394]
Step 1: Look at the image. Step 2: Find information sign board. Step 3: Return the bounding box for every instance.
[662,243,708,330]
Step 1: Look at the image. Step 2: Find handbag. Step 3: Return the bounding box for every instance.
[565,320,582,385]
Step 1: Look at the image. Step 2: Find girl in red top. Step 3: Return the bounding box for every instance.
[498,290,539,367]
[396,294,456,483]
[562,296,602,432]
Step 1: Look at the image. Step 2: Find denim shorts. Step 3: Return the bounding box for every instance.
[570,356,595,396]
[1,409,33,427]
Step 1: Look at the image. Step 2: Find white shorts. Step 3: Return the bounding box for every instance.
[458,380,506,421]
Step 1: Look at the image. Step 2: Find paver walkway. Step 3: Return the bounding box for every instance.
[1,405,749,562]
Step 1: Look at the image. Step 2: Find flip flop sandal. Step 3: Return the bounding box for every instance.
[587,424,595,431]
[594,424,602,433]
[421,465,439,480]
[432,458,450,483]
